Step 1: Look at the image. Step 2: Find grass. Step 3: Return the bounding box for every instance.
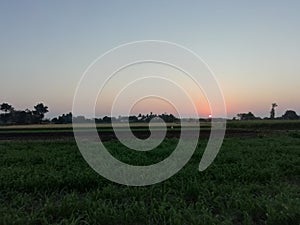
[1,120,300,133]
[0,130,299,224]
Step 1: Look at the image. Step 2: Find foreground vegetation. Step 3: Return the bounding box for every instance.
[0,130,299,225]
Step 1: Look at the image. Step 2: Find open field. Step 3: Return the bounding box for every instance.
[0,122,299,224]
[1,120,300,142]
[1,120,300,132]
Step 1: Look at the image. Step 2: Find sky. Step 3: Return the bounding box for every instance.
[0,0,299,118]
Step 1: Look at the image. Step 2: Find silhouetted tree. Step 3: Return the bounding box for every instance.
[270,103,278,119]
[51,112,73,124]
[0,103,14,113]
[64,112,72,123]
[159,113,178,123]
[282,110,299,120]
[0,103,14,124]
[33,103,48,123]
[102,116,112,123]
[129,116,138,123]
[11,110,30,124]
[237,112,257,120]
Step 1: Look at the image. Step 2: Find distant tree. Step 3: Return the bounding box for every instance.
[11,110,28,124]
[140,114,146,122]
[0,103,14,114]
[52,112,73,124]
[33,103,49,123]
[0,103,14,124]
[159,113,178,123]
[95,118,103,123]
[270,103,278,119]
[63,112,72,123]
[237,112,257,120]
[129,116,138,123]
[102,116,112,123]
[51,117,59,123]
[282,110,299,120]
[73,116,88,123]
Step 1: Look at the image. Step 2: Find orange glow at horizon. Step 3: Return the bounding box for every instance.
[94,94,212,118]
[129,96,211,117]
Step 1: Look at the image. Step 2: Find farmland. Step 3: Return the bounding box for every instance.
[0,121,299,225]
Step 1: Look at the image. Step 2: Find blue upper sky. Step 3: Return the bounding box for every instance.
[1,0,299,118]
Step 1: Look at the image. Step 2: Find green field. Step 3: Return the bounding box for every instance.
[0,124,300,224]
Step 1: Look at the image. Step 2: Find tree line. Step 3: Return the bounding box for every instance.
[236,103,299,120]
[1,102,299,125]
[0,103,180,125]
[52,112,179,124]
[0,103,48,125]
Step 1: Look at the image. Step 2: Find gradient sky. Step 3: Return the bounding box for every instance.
[1,0,299,118]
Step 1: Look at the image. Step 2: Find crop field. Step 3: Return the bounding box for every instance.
[0,122,299,225]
